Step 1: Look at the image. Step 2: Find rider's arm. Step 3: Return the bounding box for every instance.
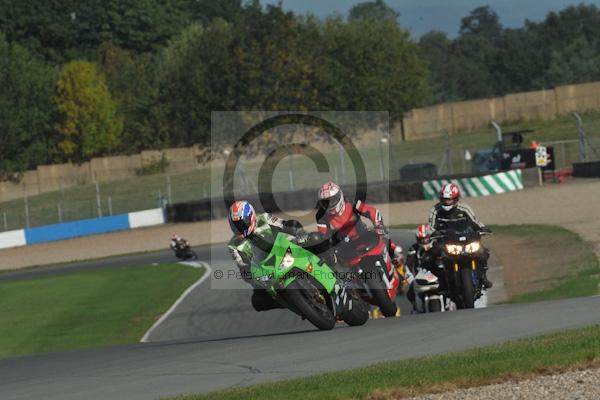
[456,203,486,230]
[228,238,253,284]
[428,205,439,231]
[355,200,385,232]
[271,215,304,236]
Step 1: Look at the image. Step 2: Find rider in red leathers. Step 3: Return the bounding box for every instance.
[315,182,402,302]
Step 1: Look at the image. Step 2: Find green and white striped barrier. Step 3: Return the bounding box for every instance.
[423,169,524,200]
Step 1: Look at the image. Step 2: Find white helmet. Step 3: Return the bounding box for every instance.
[318,181,345,216]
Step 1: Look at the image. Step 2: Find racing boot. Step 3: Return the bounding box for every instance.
[333,280,363,320]
[480,267,493,289]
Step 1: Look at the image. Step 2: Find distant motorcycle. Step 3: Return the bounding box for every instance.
[412,265,450,313]
[431,219,491,309]
[171,238,198,261]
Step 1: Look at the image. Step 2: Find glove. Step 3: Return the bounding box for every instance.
[392,246,404,266]
[374,223,387,236]
[229,247,249,268]
[295,230,308,245]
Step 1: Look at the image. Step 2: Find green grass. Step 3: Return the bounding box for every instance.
[393,224,600,303]
[168,325,600,400]
[0,263,203,358]
[490,225,600,303]
[2,110,600,230]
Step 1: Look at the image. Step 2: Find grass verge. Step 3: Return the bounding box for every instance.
[0,263,203,358]
[392,223,600,302]
[490,225,600,303]
[168,324,600,400]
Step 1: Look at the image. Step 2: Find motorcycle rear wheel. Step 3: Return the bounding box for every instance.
[342,290,369,326]
[365,268,398,317]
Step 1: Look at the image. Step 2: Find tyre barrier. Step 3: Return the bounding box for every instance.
[573,161,600,178]
[422,169,524,200]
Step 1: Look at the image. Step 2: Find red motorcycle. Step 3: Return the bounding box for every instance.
[334,230,400,317]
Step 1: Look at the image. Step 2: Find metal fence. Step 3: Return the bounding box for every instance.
[2,113,599,231]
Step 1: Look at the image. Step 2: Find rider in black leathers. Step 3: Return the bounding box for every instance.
[428,183,493,289]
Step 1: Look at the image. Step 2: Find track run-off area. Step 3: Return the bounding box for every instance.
[0,230,599,400]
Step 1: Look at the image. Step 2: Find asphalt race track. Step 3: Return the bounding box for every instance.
[1,231,599,400]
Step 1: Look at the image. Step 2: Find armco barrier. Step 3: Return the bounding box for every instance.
[0,208,165,249]
[0,229,26,250]
[165,181,425,223]
[423,169,524,200]
[25,214,131,245]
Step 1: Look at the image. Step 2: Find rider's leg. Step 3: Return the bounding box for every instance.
[251,288,284,311]
[478,248,493,289]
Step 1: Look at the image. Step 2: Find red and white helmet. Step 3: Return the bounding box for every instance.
[416,224,433,251]
[318,181,345,216]
[439,183,460,211]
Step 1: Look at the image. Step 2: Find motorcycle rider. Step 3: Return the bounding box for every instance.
[428,183,493,288]
[227,200,352,315]
[315,181,402,290]
[405,224,442,309]
[170,234,187,252]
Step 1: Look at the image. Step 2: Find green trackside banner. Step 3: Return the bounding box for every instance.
[423,169,524,200]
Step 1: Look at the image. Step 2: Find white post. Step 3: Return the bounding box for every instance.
[108,196,113,216]
[58,203,62,223]
[24,195,30,229]
[96,182,102,218]
[2,211,7,231]
[166,175,173,204]
[538,167,543,186]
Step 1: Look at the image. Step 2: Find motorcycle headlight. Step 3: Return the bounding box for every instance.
[445,244,463,255]
[465,242,481,253]
[279,252,295,270]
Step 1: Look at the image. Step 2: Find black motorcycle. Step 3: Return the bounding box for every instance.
[431,219,491,309]
[172,240,198,261]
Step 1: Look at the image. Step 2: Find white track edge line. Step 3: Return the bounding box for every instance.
[140,261,212,343]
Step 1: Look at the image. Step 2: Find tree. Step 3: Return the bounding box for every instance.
[543,37,600,87]
[321,17,429,120]
[0,34,57,176]
[178,0,244,24]
[348,0,399,23]
[55,60,123,162]
[419,31,462,102]
[98,42,163,152]
[0,0,186,63]
[459,6,502,41]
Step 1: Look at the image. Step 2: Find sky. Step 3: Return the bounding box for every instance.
[261,0,600,38]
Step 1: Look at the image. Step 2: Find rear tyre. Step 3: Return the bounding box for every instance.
[365,268,398,317]
[284,280,336,330]
[342,291,369,326]
[427,298,442,312]
[459,268,475,309]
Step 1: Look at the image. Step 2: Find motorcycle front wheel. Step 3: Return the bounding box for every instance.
[284,280,336,330]
[459,268,475,309]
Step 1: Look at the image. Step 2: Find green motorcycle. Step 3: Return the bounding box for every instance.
[252,232,370,330]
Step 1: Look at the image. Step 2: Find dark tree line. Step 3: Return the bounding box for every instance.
[1,0,599,175]
[419,4,600,103]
